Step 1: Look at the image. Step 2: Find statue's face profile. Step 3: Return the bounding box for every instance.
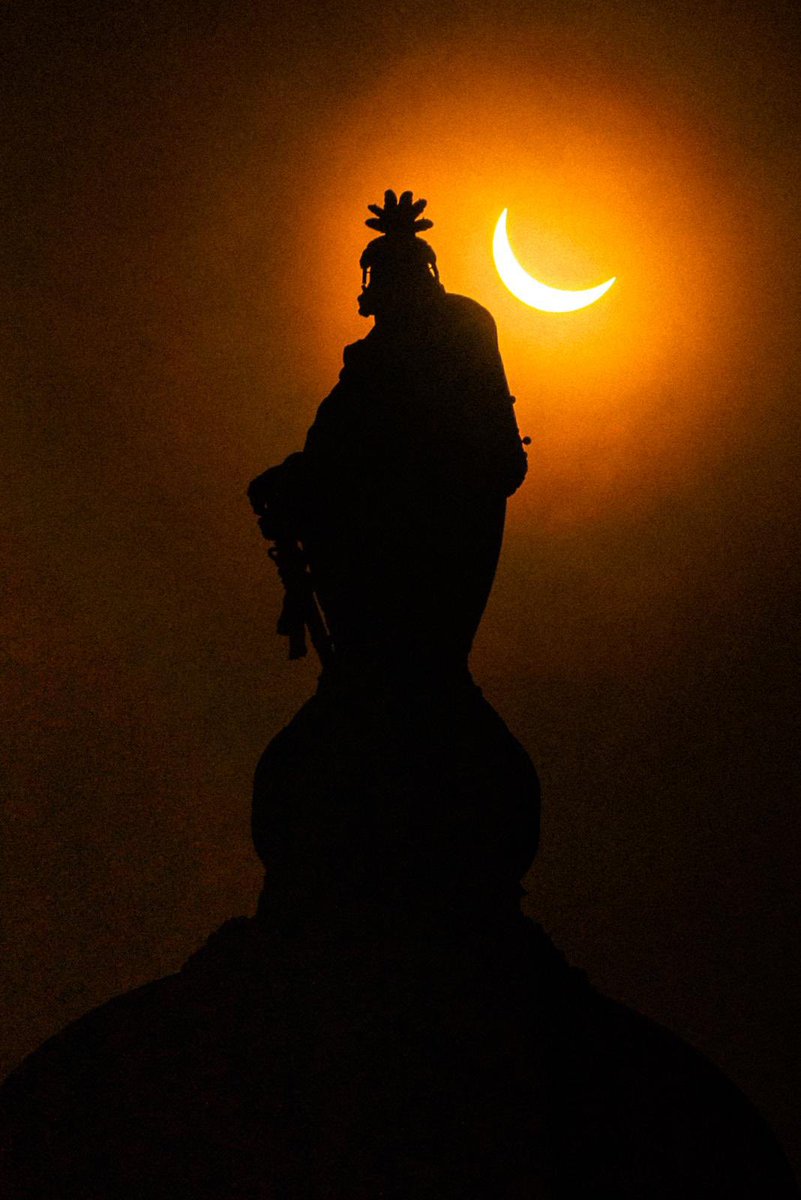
[357,262,441,321]
[357,267,404,319]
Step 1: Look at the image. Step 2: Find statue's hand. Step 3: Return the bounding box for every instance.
[247,466,280,515]
[247,453,306,539]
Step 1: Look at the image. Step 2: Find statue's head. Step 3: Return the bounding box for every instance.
[358,190,445,319]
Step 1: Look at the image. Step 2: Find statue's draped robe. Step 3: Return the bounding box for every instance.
[295,293,527,665]
[249,294,538,925]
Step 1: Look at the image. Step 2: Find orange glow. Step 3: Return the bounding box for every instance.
[273,37,767,532]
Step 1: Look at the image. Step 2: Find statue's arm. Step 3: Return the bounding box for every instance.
[247,368,353,539]
[453,303,529,497]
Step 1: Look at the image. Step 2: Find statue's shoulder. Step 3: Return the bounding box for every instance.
[340,331,377,375]
[440,293,499,345]
[341,339,363,369]
[443,293,497,326]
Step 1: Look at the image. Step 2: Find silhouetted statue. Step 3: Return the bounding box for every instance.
[247,191,540,933]
[247,189,528,671]
[0,191,797,1199]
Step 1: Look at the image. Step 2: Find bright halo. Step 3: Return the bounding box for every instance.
[493,209,616,313]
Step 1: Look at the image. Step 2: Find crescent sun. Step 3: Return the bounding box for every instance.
[493,209,616,313]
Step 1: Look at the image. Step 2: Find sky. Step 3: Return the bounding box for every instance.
[2,0,800,1174]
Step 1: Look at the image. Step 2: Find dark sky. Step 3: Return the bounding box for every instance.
[2,0,800,1175]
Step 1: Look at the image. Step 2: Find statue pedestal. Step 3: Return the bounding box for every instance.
[252,665,540,942]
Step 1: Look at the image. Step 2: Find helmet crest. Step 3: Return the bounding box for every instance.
[365,189,434,237]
